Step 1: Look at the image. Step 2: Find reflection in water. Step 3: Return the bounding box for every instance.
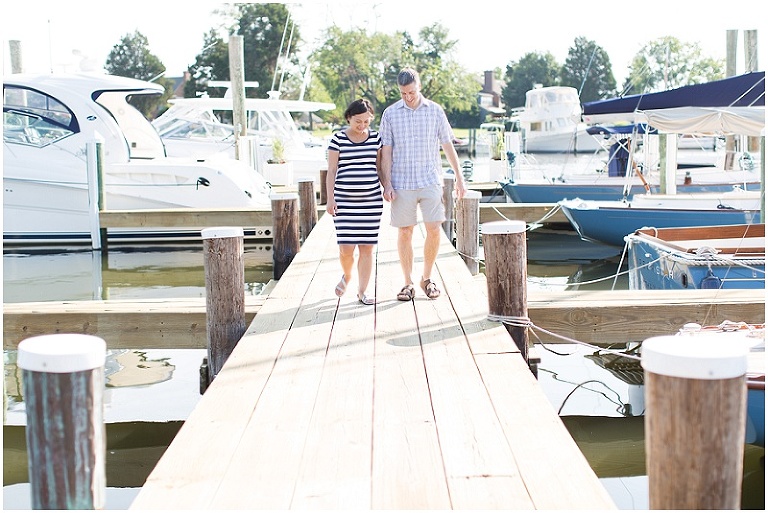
[106,350,175,388]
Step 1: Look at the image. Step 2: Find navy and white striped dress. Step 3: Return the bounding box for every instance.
[327,130,383,245]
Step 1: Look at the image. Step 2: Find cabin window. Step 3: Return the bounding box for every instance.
[3,85,77,147]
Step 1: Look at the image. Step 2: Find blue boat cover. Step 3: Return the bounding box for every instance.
[583,71,765,116]
[586,124,658,135]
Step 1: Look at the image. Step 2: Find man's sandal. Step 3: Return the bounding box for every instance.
[396,284,415,301]
[335,275,348,297]
[421,278,441,299]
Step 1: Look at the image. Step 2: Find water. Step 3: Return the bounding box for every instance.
[3,154,763,508]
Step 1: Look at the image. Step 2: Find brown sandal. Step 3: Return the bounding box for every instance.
[421,278,440,299]
[396,284,415,301]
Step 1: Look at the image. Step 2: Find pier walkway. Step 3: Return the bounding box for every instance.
[129,207,615,510]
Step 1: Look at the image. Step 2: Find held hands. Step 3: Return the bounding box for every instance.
[382,185,395,202]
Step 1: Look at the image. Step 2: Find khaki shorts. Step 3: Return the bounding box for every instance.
[390,185,445,227]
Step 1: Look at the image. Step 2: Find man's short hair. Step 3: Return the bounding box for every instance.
[397,68,420,87]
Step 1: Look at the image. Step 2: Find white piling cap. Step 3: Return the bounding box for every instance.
[201,227,244,239]
[481,220,527,235]
[641,334,749,380]
[18,334,106,373]
[463,190,482,200]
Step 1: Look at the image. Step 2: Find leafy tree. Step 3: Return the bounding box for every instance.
[559,36,617,102]
[105,31,174,117]
[623,36,724,94]
[501,52,561,110]
[185,3,296,100]
[184,30,230,98]
[311,23,479,126]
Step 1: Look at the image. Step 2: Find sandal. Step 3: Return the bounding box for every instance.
[421,278,440,299]
[335,275,348,297]
[396,284,415,301]
[357,293,375,305]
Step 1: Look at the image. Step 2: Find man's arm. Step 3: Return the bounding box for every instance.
[441,140,467,201]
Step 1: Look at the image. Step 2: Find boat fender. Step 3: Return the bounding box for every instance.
[699,269,722,289]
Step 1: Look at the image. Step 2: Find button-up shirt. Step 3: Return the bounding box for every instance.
[380,96,454,190]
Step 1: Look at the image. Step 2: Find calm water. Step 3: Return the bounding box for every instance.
[3,152,763,508]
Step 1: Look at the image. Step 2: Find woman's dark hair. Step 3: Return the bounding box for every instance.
[344,98,374,121]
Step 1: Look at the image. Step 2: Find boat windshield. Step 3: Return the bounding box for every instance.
[3,85,77,147]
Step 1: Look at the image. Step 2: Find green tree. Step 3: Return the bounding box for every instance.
[105,30,173,117]
[623,36,724,94]
[311,23,478,126]
[185,3,296,100]
[501,52,561,110]
[559,36,617,102]
[184,30,230,98]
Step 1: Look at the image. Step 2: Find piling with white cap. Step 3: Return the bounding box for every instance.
[202,227,246,387]
[18,334,107,509]
[642,333,749,509]
[480,220,530,367]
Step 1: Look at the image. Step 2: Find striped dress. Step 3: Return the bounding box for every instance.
[327,130,383,245]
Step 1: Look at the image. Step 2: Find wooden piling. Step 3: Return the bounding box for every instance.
[202,227,246,386]
[271,193,300,280]
[319,169,328,205]
[17,334,107,510]
[297,178,318,242]
[456,190,481,275]
[481,220,530,366]
[642,334,748,510]
[442,173,455,240]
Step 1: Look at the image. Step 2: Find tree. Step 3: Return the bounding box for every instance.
[623,36,724,94]
[559,37,617,102]
[501,52,561,110]
[105,31,174,118]
[310,23,478,126]
[184,30,230,98]
[185,3,296,100]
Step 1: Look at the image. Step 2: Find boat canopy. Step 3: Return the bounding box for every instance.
[582,72,765,136]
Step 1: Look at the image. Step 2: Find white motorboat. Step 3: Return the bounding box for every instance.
[153,89,334,186]
[518,86,603,154]
[3,73,272,246]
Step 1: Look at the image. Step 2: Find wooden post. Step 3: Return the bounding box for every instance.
[456,190,481,275]
[202,227,245,387]
[18,334,106,510]
[319,169,328,205]
[229,35,246,160]
[442,173,455,240]
[271,193,300,280]
[297,178,318,241]
[480,220,530,367]
[642,333,748,510]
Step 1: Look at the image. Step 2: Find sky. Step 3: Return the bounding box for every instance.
[2,0,765,87]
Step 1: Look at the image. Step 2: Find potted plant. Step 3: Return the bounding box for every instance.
[488,131,508,181]
[263,137,293,186]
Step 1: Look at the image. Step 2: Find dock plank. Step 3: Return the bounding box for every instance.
[131,204,615,509]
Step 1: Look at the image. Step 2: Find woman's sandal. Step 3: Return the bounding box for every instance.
[335,275,348,297]
[357,293,375,305]
[421,278,441,299]
[396,284,415,301]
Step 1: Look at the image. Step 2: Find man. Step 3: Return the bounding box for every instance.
[379,67,467,301]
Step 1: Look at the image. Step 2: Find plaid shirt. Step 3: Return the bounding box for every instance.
[379,96,454,190]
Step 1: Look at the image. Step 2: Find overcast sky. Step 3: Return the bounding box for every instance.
[3,1,764,86]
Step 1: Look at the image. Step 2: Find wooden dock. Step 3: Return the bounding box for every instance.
[128,208,616,509]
